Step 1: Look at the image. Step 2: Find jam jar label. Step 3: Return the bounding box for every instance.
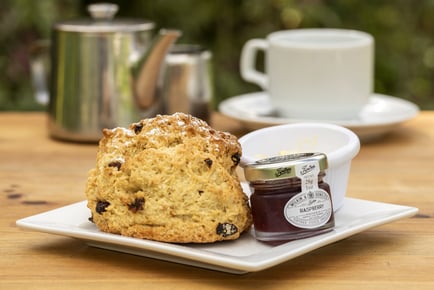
[283,160,333,229]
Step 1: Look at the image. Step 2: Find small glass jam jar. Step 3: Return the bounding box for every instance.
[244,152,335,242]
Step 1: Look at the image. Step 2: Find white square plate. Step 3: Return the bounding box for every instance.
[16,195,417,274]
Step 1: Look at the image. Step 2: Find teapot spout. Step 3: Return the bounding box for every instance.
[134,29,181,109]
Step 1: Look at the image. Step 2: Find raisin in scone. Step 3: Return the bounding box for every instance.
[85,113,252,243]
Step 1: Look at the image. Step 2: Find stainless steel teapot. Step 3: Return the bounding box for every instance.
[34,3,181,142]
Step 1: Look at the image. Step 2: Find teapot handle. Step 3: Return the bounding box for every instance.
[30,40,50,105]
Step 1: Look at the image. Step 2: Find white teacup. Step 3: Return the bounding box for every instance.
[240,28,374,120]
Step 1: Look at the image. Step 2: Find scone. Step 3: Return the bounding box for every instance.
[85,113,252,243]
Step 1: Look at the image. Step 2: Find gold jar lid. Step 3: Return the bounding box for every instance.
[244,152,328,182]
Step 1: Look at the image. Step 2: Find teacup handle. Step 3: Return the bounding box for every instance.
[240,39,268,90]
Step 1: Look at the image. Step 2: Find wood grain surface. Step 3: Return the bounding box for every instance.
[1,112,433,289]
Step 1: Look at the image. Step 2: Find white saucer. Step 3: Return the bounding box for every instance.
[219,92,419,142]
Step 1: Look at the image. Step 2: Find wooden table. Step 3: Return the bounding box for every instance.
[1,112,433,289]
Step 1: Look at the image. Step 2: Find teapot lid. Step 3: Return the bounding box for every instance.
[54,3,154,33]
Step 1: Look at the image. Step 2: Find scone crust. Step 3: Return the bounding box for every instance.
[86,113,252,243]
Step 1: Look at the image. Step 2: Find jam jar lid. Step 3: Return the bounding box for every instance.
[244,152,328,182]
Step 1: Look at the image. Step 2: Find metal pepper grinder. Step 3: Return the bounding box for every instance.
[161,44,213,123]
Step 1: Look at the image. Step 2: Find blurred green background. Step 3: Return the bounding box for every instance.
[1,0,434,111]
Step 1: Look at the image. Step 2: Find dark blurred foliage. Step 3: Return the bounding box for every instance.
[1,0,434,110]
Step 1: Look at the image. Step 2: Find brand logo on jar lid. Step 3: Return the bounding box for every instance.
[275,167,292,178]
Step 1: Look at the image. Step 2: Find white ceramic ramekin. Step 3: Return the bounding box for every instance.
[238,123,360,211]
